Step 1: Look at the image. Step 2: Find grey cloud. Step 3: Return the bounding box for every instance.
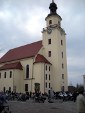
[68,74,83,86]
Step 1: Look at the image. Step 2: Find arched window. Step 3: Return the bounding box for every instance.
[49,66,50,71]
[48,51,51,57]
[26,65,29,78]
[4,72,6,78]
[58,21,60,26]
[10,71,12,78]
[49,83,50,88]
[49,74,50,80]
[49,20,52,25]
[45,82,47,88]
[45,74,47,80]
[46,65,47,70]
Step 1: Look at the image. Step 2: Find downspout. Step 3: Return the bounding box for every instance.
[31,57,34,92]
[13,70,14,92]
[44,63,45,93]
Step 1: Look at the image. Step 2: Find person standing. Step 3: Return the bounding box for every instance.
[76,88,85,113]
[48,88,54,103]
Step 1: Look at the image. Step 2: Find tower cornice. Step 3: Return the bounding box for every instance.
[42,24,66,35]
[45,13,62,21]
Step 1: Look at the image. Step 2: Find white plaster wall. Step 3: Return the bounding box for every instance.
[33,63,52,93]
[13,69,23,93]
[33,63,44,93]
[0,70,13,92]
[45,15,61,27]
[42,15,68,92]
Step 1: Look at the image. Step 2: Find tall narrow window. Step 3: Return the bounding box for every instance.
[49,74,50,80]
[10,71,12,78]
[61,40,63,45]
[46,74,47,80]
[26,65,29,79]
[45,82,47,88]
[62,63,64,69]
[49,83,50,88]
[0,73,1,78]
[62,52,63,58]
[4,72,6,78]
[46,65,47,70]
[48,39,51,44]
[25,84,28,92]
[49,66,50,71]
[62,74,64,79]
[48,51,51,57]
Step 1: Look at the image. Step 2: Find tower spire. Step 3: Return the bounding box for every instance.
[49,0,57,14]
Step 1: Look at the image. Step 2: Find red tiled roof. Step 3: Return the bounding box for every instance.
[34,54,51,64]
[0,41,42,63]
[0,62,23,70]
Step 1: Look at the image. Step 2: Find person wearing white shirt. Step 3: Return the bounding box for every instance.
[76,88,85,113]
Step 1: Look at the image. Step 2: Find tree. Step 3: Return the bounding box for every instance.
[76,83,84,91]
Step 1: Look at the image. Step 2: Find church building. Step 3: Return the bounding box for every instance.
[0,1,68,93]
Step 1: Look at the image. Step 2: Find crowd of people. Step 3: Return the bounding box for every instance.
[0,89,84,102]
[0,88,85,113]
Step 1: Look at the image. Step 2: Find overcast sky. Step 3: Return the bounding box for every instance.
[0,0,85,86]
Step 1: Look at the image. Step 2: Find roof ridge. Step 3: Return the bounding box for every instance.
[0,61,23,70]
[10,40,42,51]
[34,54,52,65]
[0,40,42,63]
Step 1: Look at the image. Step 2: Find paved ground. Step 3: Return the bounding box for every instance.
[7,99,78,113]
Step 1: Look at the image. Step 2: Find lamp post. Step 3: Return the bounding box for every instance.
[83,75,85,91]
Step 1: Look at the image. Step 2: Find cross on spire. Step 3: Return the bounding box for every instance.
[52,0,54,3]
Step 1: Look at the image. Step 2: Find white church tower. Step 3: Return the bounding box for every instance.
[42,0,68,92]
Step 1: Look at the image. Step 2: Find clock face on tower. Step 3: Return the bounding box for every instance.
[47,27,52,34]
